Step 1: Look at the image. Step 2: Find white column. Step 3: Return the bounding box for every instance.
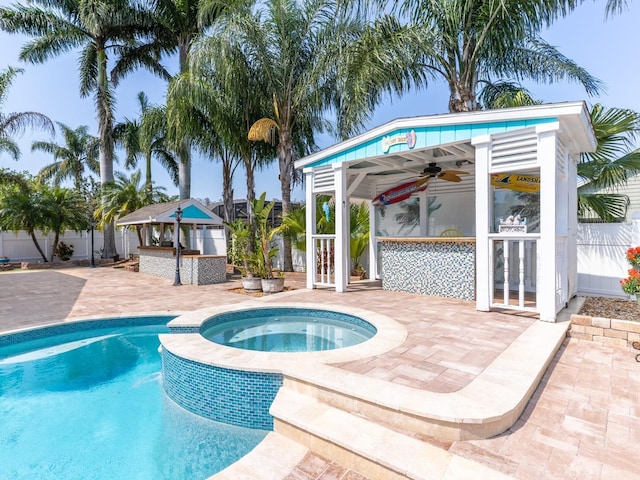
[305,169,316,289]
[538,124,560,321]
[567,152,579,298]
[368,201,377,280]
[334,164,348,292]
[472,134,492,312]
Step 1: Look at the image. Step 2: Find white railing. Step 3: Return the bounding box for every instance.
[489,234,539,312]
[312,234,335,287]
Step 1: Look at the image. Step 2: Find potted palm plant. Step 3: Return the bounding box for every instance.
[252,193,285,294]
[225,219,262,293]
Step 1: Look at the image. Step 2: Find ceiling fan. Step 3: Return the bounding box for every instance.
[420,162,469,183]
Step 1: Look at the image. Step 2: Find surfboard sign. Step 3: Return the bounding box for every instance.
[490,173,540,193]
[372,178,428,206]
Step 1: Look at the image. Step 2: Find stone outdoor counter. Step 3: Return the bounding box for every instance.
[379,237,476,300]
[138,246,226,285]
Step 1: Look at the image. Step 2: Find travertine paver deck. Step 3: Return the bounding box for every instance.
[1,266,639,479]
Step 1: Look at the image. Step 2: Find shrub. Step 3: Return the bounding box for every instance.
[55,241,74,261]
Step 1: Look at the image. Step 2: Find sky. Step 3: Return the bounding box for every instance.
[1,0,639,204]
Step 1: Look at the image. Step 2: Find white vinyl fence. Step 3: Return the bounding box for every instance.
[0,226,227,263]
[577,216,640,298]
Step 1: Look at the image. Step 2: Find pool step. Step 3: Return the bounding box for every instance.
[270,388,513,480]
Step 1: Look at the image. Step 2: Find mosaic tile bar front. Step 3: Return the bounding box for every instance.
[161,348,282,430]
[139,247,227,285]
[380,239,476,300]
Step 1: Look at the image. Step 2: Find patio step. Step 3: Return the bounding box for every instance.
[280,318,571,441]
[270,387,512,480]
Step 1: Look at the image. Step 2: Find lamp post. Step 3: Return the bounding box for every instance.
[90,220,96,268]
[173,206,183,286]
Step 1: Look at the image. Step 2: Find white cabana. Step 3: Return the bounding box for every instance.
[295,102,596,322]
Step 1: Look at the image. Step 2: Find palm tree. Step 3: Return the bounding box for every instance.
[114,92,178,202]
[0,180,49,261]
[605,0,630,16]
[0,0,159,259]
[578,104,640,221]
[33,123,99,191]
[96,170,169,246]
[42,185,89,261]
[118,0,246,200]
[0,66,54,160]
[186,29,274,228]
[392,0,602,112]
[221,0,426,270]
[0,178,86,261]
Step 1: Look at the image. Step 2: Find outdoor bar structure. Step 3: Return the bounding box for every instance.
[116,199,227,285]
[295,102,597,322]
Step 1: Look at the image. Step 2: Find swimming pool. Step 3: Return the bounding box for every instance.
[0,318,267,480]
[200,307,377,352]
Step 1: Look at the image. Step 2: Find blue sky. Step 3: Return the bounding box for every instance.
[1,0,639,203]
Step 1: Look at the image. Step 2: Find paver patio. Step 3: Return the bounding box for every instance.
[1,266,638,479]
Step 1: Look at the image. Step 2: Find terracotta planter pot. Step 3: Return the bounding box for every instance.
[242,276,263,293]
[261,277,285,294]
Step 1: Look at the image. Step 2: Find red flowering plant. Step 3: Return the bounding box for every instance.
[621,268,640,296]
[626,246,640,268]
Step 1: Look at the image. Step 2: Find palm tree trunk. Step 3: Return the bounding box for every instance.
[145,151,152,202]
[179,138,191,199]
[449,81,480,112]
[278,128,294,272]
[29,230,48,262]
[96,46,118,259]
[178,42,191,200]
[222,151,234,225]
[244,152,257,257]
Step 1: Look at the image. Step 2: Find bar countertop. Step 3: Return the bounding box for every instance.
[378,237,476,243]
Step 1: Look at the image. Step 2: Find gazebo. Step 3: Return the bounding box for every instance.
[116,199,227,285]
[295,102,596,322]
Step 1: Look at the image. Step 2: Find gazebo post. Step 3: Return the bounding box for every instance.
[334,164,348,292]
[472,134,492,312]
[305,169,316,290]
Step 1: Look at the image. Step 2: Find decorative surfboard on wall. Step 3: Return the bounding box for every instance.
[372,178,429,206]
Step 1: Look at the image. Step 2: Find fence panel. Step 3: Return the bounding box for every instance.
[577,223,634,298]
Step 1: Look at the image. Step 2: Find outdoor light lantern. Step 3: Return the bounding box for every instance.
[173,206,183,286]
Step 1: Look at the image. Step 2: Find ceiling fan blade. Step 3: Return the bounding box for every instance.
[439,172,463,182]
[442,169,469,175]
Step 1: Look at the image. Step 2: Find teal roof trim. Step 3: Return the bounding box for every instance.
[170,204,213,220]
[307,117,557,168]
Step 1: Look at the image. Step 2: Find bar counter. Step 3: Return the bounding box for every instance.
[138,246,226,285]
[379,237,476,300]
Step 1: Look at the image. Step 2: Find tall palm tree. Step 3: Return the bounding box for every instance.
[187,29,274,228]
[114,91,178,202]
[391,0,602,112]
[0,0,159,259]
[220,0,426,270]
[96,170,169,246]
[0,66,54,160]
[33,123,99,191]
[117,0,246,200]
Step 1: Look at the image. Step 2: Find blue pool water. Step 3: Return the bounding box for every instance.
[0,323,267,480]
[200,307,376,352]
